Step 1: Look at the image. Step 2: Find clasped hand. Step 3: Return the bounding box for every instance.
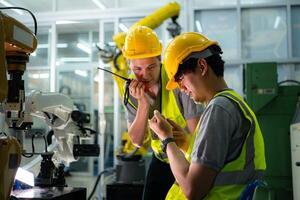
[149,110,191,152]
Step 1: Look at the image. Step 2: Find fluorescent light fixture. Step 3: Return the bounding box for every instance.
[0,1,24,15]
[91,0,106,10]
[119,23,128,32]
[31,74,39,79]
[56,20,80,25]
[39,73,49,79]
[77,42,92,54]
[37,43,68,49]
[60,57,90,62]
[108,42,115,46]
[94,75,99,82]
[29,73,49,79]
[195,20,203,33]
[75,70,88,77]
[274,16,281,29]
[37,44,48,49]
[56,43,68,48]
[15,167,34,186]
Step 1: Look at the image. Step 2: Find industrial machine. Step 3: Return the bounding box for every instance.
[291,102,300,200]
[23,91,99,165]
[0,9,37,200]
[0,9,98,200]
[244,63,300,199]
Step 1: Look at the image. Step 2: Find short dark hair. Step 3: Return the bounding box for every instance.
[174,45,225,81]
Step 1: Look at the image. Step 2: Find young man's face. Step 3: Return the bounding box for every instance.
[129,57,161,87]
[176,59,206,103]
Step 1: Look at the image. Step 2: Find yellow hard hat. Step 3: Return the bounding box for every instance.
[122,26,162,59]
[164,32,218,90]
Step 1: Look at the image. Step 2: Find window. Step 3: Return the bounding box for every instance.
[291,6,300,58]
[194,9,238,60]
[241,7,288,59]
[224,64,243,95]
[28,26,51,67]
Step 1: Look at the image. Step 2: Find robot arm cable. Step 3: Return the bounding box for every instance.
[0,131,7,136]
[22,132,48,158]
[0,7,37,35]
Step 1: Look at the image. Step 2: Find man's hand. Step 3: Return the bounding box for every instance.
[167,119,191,152]
[149,110,173,140]
[129,79,149,105]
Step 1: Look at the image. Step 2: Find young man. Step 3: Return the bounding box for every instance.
[122,26,202,200]
[149,32,266,200]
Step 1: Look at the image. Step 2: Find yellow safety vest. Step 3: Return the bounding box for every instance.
[127,65,187,162]
[166,90,266,200]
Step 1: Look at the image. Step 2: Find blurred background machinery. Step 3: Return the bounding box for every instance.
[244,62,300,199]
[0,9,99,200]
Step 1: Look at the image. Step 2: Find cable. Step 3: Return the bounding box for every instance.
[43,135,48,152]
[9,195,20,200]
[0,131,7,136]
[97,67,132,106]
[0,7,37,35]
[22,131,48,157]
[113,50,122,71]
[22,134,35,158]
[278,79,300,85]
[88,168,115,200]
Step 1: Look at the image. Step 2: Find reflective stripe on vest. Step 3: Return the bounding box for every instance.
[126,65,187,162]
[213,90,265,186]
[166,90,266,200]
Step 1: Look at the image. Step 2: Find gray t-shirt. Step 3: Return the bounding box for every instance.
[125,86,203,124]
[191,95,250,171]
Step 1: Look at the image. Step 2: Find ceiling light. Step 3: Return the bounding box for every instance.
[56,20,80,25]
[94,75,99,82]
[0,1,24,15]
[37,43,68,49]
[77,42,92,54]
[195,20,203,33]
[56,43,68,48]
[60,57,90,62]
[39,73,49,79]
[75,70,88,77]
[274,16,281,29]
[29,73,49,79]
[91,0,106,10]
[119,23,128,32]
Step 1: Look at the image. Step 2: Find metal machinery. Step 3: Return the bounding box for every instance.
[291,103,300,200]
[0,10,37,200]
[244,63,300,199]
[0,10,98,200]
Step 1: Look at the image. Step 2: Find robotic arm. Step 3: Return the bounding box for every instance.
[98,1,181,101]
[25,90,97,164]
[0,10,37,200]
[0,11,37,129]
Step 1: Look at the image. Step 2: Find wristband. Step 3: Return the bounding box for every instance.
[161,137,175,153]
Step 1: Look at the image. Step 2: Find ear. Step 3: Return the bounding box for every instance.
[197,58,208,76]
